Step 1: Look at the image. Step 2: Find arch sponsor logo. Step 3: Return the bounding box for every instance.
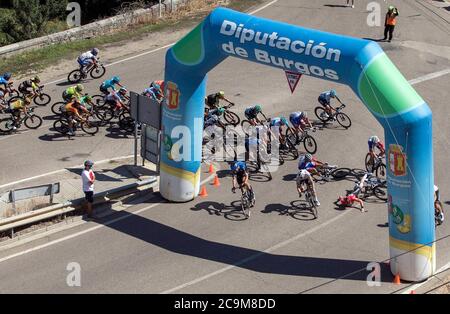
[388,144,407,177]
[166,81,181,110]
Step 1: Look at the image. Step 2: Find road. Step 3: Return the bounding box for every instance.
[0,0,449,293]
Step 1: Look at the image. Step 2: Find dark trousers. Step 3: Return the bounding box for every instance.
[384,25,395,41]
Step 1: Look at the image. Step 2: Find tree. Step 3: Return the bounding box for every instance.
[8,0,49,41]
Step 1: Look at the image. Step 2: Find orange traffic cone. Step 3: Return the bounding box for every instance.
[199,186,208,197]
[393,274,401,285]
[212,175,221,187]
[208,164,214,174]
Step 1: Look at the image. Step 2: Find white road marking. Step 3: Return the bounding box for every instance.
[408,68,450,86]
[0,155,134,190]
[0,169,217,264]
[401,260,450,294]
[160,209,353,294]
[249,0,279,14]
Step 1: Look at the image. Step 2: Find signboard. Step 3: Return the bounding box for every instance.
[130,91,162,129]
[285,71,302,93]
[141,125,161,172]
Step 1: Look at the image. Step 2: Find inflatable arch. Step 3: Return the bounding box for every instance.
[160,8,435,281]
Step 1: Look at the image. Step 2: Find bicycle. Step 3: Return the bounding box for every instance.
[314,164,351,182]
[221,103,241,127]
[298,181,318,219]
[240,112,270,135]
[0,106,42,133]
[314,104,352,129]
[352,173,387,201]
[10,85,51,107]
[53,113,99,137]
[365,153,386,178]
[234,185,255,218]
[285,126,317,154]
[68,60,106,83]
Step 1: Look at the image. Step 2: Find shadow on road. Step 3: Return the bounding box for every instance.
[97,199,395,284]
[190,200,248,221]
[38,132,72,142]
[363,37,388,42]
[324,4,348,8]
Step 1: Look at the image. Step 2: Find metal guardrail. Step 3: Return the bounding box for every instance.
[0,177,158,237]
[0,183,60,214]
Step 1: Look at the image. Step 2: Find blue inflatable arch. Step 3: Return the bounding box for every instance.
[160,8,435,282]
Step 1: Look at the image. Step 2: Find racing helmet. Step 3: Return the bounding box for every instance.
[112,76,120,83]
[254,104,262,113]
[301,111,308,118]
[217,107,225,115]
[329,89,337,97]
[91,48,99,56]
[280,117,288,126]
[218,91,225,98]
[84,160,94,167]
[3,72,12,80]
[119,87,128,94]
[32,75,41,83]
[75,84,84,92]
[305,153,313,161]
[371,135,380,144]
[84,95,93,102]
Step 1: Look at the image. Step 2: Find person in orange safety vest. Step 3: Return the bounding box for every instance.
[383,6,399,42]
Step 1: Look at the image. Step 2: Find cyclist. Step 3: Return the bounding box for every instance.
[18,76,41,98]
[77,48,99,74]
[9,97,32,128]
[269,116,289,148]
[338,193,365,212]
[318,89,343,117]
[231,161,255,204]
[435,185,444,225]
[79,95,95,111]
[104,88,129,111]
[0,72,13,94]
[244,104,266,126]
[205,91,233,109]
[142,84,163,102]
[150,80,165,91]
[99,76,122,95]
[297,169,320,206]
[204,107,226,129]
[63,99,90,136]
[297,153,326,177]
[289,111,313,136]
[62,84,84,103]
[368,135,385,171]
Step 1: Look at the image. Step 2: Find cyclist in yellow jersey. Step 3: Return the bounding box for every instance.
[62,84,84,103]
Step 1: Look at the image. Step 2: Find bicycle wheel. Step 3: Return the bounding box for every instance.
[364,153,373,172]
[303,135,317,154]
[240,119,252,135]
[90,64,106,79]
[51,102,65,115]
[331,167,352,179]
[53,119,70,134]
[118,112,135,133]
[241,193,249,218]
[81,119,99,135]
[0,118,15,133]
[68,69,83,83]
[374,186,388,201]
[24,114,42,129]
[376,163,387,178]
[92,94,106,108]
[285,127,299,146]
[34,93,51,106]
[223,110,240,126]
[336,112,352,129]
[314,106,330,122]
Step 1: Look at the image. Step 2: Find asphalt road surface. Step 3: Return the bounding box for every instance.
[0,0,449,293]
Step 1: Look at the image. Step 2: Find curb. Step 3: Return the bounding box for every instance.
[0,177,158,235]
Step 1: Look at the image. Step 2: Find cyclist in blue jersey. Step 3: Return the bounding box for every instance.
[230,161,254,202]
[142,84,163,102]
[100,76,122,95]
[0,72,13,93]
[298,153,326,176]
[204,107,226,128]
[318,89,343,117]
[269,116,289,148]
[289,111,313,135]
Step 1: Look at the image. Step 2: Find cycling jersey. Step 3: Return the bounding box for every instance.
[9,99,25,110]
[105,92,122,103]
[296,169,313,187]
[368,139,384,151]
[0,77,9,88]
[244,107,259,120]
[204,115,220,127]
[206,93,221,107]
[143,87,161,101]
[289,112,305,127]
[270,117,285,127]
[318,91,334,104]
[18,80,38,94]
[78,51,97,66]
[65,86,82,99]
[101,79,118,91]
[64,102,81,115]
[151,80,165,91]
[298,155,316,170]
[339,194,357,205]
